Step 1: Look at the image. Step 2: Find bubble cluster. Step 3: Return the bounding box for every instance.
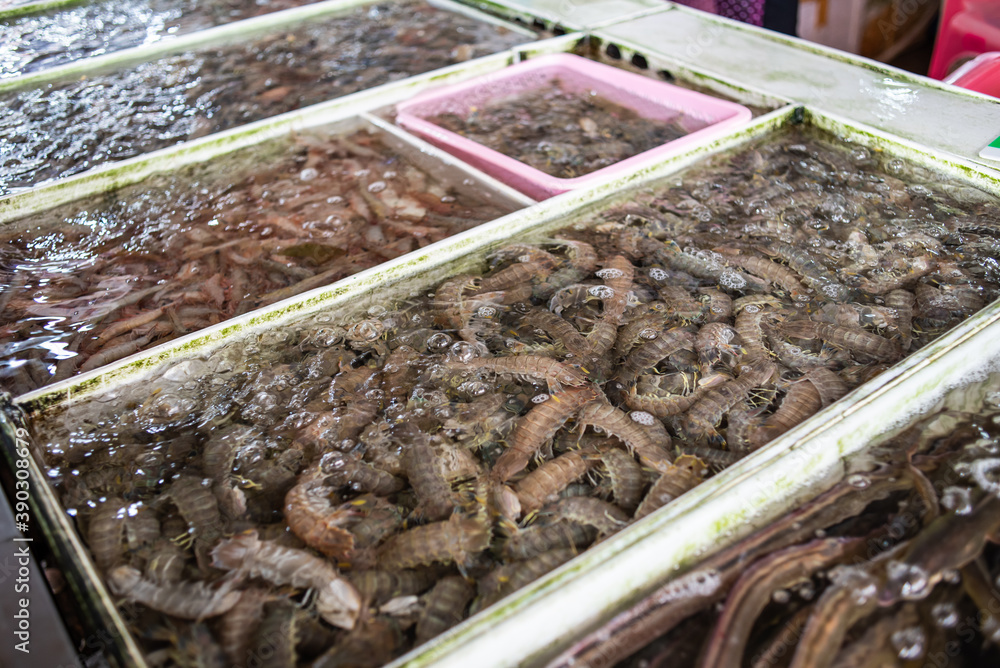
[588,285,615,299]
[717,269,747,290]
[596,268,625,280]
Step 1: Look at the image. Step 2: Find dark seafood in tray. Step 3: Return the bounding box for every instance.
[0,0,317,79]
[0,127,517,395]
[429,82,700,179]
[0,0,531,194]
[552,373,1000,668]
[32,126,1000,665]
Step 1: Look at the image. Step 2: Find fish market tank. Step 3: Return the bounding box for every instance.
[554,370,1000,667]
[0,118,522,395]
[22,122,1000,666]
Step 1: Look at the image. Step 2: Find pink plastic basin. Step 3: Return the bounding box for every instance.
[929,0,1000,80]
[396,54,753,200]
[944,51,1000,98]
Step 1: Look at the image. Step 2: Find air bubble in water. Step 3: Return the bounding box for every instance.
[953,461,974,477]
[931,602,959,628]
[629,411,656,426]
[252,391,278,411]
[885,560,929,600]
[259,330,291,347]
[846,473,870,489]
[458,381,489,397]
[744,304,760,314]
[449,341,479,363]
[532,394,550,404]
[311,327,345,349]
[976,438,1000,456]
[478,306,498,318]
[367,180,387,193]
[347,319,383,342]
[850,147,871,163]
[639,328,658,340]
[300,167,319,181]
[941,569,961,584]
[970,458,1000,497]
[771,589,790,604]
[427,332,452,352]
[655,569,721,603]
[162,359,208,382]
[890,626,926,660]
[940,486,973,515]
[367,305,388,317]
[649,268,668,281]
[828,565,877,605]
[796,581,815,601]
[139,393,197,427]
[985,390,1000,410]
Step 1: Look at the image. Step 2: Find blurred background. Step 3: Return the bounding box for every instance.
[674,0,955,77]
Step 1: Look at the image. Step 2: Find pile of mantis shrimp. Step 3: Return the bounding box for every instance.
[550,373,1000,668]
[35,127,1000,666]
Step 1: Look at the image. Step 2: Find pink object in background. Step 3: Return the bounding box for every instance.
[395,54,752,200]
[716,0,765,27]
[672,0,766,26]
[672,0,717,12]
[929,0,1000,80]
[944,51,1000,98]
